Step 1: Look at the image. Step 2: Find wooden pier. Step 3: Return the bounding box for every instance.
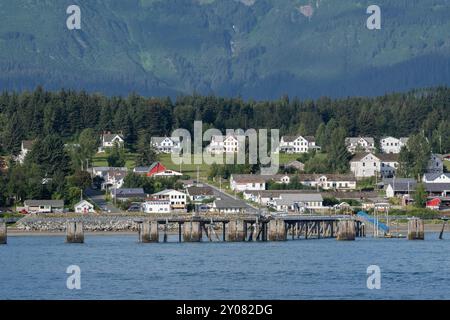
[135,215,365,243]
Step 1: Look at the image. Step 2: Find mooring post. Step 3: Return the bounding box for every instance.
[178,222,182,242]
[439,218,448,240]
[163,219,168,243]
[183,221,202,242]
[0,220,7,245]
[222,222,226,241]
[408,218,424,240]
[336,219,355,241]
[139,221,158,243]
[66,221,84,243]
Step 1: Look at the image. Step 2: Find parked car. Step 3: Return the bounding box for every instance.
[127,204,142,212]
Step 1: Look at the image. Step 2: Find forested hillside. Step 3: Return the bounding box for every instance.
[0,86,449,156]
[0,0,449,98]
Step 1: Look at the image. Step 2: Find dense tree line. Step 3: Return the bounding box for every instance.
[1,86,449,156]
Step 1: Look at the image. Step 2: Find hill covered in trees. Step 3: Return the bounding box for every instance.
[0,0,449,99]
[0,86,449,156]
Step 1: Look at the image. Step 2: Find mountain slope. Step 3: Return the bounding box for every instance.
[0,0,449,99]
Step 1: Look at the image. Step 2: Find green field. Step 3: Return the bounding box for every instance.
[445,160,450,172]
[92,151,304,178]
[92,153,137,170]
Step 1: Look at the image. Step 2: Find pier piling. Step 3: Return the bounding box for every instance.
[227,220,246,241]
[336,220,355,241]
[66,221,84,243]
[268,219,287,241]
[408,218,424,240]
[183,221,202,242]
[140,222,159,243]
[0,221,7,245]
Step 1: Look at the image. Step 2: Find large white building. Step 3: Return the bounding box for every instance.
[151,137,181,154]
[230,174,267,192]
[278,135,318,153]
[152,189,187,210]
[206,135,243,154]
[345,137,375,153]
[99,132,124,151]
[350,152,399,179]
[380,136,408,154]
[268,193,324,212]
[296,174,357,191]
[142,200,171,214]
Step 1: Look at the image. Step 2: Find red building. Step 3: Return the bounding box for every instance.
[147,162,167,177]
[426,198,441,210]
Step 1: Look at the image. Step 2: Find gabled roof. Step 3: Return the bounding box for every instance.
[151,137,180,144]
[282,135,315,143]
[275,193,323,205]
[231,174,267,184]
[345,137,375,145]
[24,200,64,207]
[350,152,399,162]
[112,188,146,197]
[103,133,124,143]
[214,198,247,209]
[423,173,450,181]
[152,189,186,196]
[186,186,214,196]
[74,200,94,208]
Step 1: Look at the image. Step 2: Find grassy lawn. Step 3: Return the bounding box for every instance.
[92,152,137,169]
[278,153,301,164]
[159,153,212,178]
[445,160,450,172]
[91,151,305,179]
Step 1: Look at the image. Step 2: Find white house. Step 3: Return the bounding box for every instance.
[423,173,450,184]
[345,137,375,153]
[210,198,248,214]
[427,154,444,174]
[151,137,181,154]
[230,174,266,192]
[17,140,35,164]
[380,136,408,154]
[278,135,318,153]
[103,169,128,189]
[296,174,357,190]
[269,193,323,212]
[151,189,187,210]
[99,132,124,151]
[350,152,399,179]
[206,135,243,154]
[74,200,95,213]
[23,200,64,214]
[142,200,171,214]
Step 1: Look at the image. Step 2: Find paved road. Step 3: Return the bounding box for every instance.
[85,188,123,214]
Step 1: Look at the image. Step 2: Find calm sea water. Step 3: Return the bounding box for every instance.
[0,234,449,300]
